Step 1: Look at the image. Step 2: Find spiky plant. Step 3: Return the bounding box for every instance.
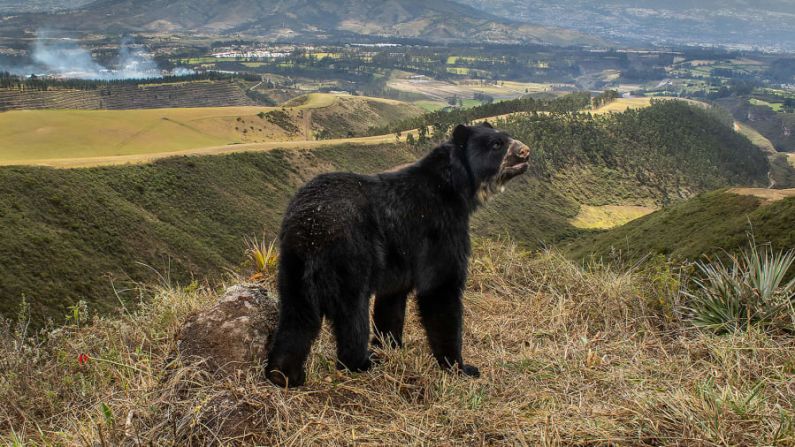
[685,241,795,333]
[244,236,278,284]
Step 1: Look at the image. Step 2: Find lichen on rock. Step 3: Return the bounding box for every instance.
[176,284,278,375]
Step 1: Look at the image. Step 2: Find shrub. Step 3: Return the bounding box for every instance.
[685,241,795,333]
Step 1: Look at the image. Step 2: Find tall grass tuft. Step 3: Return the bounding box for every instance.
[686,241,795,333]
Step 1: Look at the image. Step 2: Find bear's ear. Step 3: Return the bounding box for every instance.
[479,121,494,129]
[452,124,471,148]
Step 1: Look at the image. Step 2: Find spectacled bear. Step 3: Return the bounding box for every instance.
[266,122,531,387]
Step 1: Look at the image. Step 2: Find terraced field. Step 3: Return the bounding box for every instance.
[0,80,257,111]
[0,94,422,167]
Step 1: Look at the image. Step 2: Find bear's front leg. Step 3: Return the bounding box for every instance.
[416,279,480,378]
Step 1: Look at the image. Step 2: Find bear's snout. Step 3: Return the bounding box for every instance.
[509,139,531,161]
[496,139,531,184]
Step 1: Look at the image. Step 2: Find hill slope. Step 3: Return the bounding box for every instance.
[0,100,770,324]
[1,0,600,45]
[565,188,795,262]
[0,94,423,165]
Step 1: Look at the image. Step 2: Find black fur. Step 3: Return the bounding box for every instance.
[265,123,527,387]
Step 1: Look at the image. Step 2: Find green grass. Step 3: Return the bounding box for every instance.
[413,100,448,112]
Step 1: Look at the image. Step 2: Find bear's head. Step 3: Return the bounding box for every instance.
[451,122,530,200]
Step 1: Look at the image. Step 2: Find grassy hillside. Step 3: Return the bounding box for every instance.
[2,240,793,445]
[498,100,769,206]
[0,145,418,324]
[0,101,771,323]
[566,189,795,262]
[0,94,422,165]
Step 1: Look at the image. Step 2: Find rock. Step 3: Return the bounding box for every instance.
[176,284,279,375]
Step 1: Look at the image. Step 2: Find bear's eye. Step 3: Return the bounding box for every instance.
[491,141,503,150]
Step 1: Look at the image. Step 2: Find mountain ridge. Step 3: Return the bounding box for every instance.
[459,0,795,50]
[0,0,603,45]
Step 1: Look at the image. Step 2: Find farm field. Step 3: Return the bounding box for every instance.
[750,98,784,111]
[387,74,559,102]
[0,94,420,166]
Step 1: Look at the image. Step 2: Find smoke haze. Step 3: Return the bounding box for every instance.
[2,32,194,80]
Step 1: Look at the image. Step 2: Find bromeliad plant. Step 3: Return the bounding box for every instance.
[244,236,279,284]
[685,241,795,333]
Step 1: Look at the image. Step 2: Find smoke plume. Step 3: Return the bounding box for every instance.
[0,31,194,80]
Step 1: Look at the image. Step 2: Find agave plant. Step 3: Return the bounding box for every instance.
[685,241,795,333]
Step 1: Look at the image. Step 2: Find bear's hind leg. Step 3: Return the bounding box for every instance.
[372,291,409,348]
[266,252,321,388]
[331,291,373,373]
[266,301,321,387]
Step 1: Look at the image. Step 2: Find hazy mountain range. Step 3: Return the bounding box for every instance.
[1,0,793,50]
[0,0,600,46]
[460,0,795,51]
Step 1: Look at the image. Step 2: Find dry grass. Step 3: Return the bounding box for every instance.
[570,205,657,229]
[591,97,707,115]
[734,122,777,155]
[1,240,794,445]
[729,188,795,204]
